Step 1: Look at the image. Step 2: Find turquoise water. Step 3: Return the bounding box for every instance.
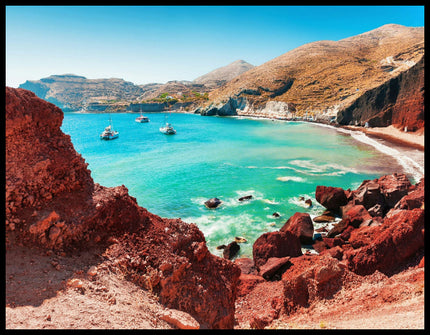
[61,112,420,257]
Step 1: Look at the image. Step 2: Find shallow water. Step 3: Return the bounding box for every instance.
[61,112,424,257]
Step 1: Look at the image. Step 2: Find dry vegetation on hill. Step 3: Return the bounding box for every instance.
[208,24,424,114]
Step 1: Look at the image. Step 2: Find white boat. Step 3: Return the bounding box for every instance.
[100,117,119,140]
[160,122,176,135]
[135,108,149,123]
[160,113,176,135]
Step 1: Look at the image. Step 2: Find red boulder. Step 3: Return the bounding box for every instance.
[253,231,302,269]
[282,255,345,312]
[280,212,314,245]
[315,185,348,213]
[394,177,424,210]
[344,204,373,228]
[345,208,424,275]
[377,173,412,208]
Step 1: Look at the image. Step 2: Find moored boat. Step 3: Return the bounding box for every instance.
[135,108,150,123]
[100,117,119,140]
[159,122,176,135]
[160,112,176,135]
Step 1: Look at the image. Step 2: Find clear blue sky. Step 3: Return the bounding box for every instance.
[6,5,424,88]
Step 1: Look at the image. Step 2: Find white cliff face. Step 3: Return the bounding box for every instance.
[236,100,291,118]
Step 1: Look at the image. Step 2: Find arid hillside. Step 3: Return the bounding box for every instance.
[193,59,254,88]
[206,24,424,117]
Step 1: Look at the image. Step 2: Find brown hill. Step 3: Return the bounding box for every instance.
[204,24,424,121]
[138,80,207,101]
[193,60,254,89]
[19,74,145,111]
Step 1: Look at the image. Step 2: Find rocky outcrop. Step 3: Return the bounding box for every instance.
[314,173,424,276]
[5,87,240,329]
[19,75,145,111]
[337,56,424,130]
[199,97,247,116]
[237,172,424,325]
[282,255,345,313]
[345,208,424,275]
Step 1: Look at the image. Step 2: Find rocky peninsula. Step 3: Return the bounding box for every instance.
[6,87,424,329]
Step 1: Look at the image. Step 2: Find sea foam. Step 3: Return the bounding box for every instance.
[276,176,307,182]
[310,123,424,182]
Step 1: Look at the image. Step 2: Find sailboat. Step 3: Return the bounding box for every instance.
[135,107,150,123]
[100,116,119,140]
[159,111,176,135]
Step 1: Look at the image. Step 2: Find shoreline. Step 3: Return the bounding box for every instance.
[66,110,426,152]
[341,125,424,152]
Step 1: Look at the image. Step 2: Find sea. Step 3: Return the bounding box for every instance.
[61,112,424,258]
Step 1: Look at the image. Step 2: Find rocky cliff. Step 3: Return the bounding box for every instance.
[5,87,240,329]
[200,24,424,127]
[19,75,145,111]
[336,56,424,130]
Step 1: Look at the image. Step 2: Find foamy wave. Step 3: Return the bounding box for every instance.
[288,195,325,215]
[190,197,210,207]
[276,176,307,182]
[288,159,359,176]
[310,123,424,182]
[263,199,280,205]
[348,130,424,182]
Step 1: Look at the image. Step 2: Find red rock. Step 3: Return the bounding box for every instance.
[312,239,329,253]
[327,218,350,238]
[350,180,385,213]
[390,56,424,131]
[339,225,355,241]
[345,208,424,275]
[376,173,412,208]
[237,274,265,297]
[259,257,291,280]
[315,185,348,213]
[223,241,240,260]
[234,258,257,275]
[418,257,424,268]
[313,214,336,223]
[319,246,344,260]
[282,255,345,312]
[348,225,376,249]
[394,177,424,210]
[160,308,200,329]
[280,212,314,245]
[6,87,241,329]
[253,231,302,269]
[344,205,373,228]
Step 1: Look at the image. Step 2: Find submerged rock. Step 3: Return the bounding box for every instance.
[238,195,253,201]
[204,197,222,209]
[223,241,240,260]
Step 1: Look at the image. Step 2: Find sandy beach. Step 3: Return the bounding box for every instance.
[342,125,424,151]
